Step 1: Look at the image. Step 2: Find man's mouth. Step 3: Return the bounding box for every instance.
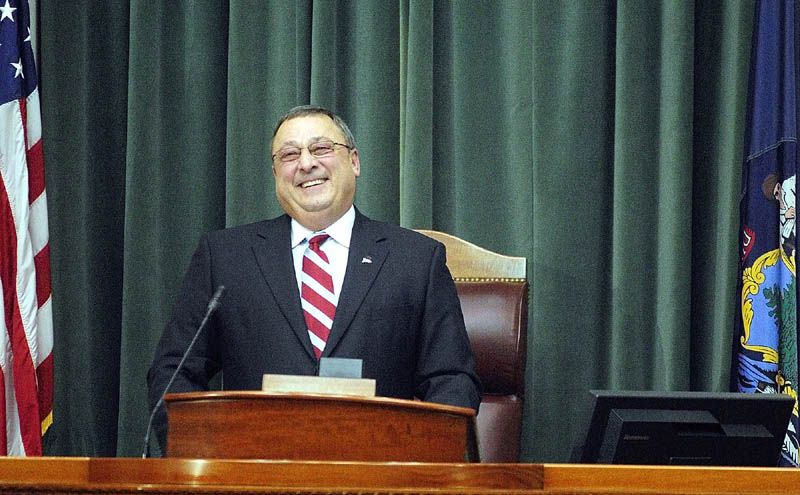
[300,178,326,188]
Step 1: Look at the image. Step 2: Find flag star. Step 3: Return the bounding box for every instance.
[11,58,23,78]
[0,0,16,22]
[25,27,30,43]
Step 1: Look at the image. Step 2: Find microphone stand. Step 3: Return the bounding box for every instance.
[141,286,224,458]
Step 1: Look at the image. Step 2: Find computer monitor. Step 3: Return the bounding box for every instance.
[572,390,794,466]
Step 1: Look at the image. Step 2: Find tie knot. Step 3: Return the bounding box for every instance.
[308,234,330,250]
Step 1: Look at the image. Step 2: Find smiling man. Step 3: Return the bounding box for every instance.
[271,109,359,231]
[146,105,481,454]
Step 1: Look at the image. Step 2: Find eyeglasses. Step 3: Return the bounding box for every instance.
[272,141,352,164]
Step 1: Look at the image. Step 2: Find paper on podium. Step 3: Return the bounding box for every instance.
[261,374,376,397]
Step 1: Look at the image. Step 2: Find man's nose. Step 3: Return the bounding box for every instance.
[298,148,317,171]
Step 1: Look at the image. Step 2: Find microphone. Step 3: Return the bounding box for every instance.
[141,285,225,458]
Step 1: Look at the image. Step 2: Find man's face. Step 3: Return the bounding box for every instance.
[272,114,360,231]
[774,183,785,208]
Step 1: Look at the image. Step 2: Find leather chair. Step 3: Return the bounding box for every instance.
[417,230,529,463]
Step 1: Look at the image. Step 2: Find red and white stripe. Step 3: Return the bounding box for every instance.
[0,86,53,456]
[301,235,336,358]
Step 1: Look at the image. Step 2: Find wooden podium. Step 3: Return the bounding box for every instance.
[164,391,477,462]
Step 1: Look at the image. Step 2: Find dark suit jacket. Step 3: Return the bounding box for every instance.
[147,209,481,452]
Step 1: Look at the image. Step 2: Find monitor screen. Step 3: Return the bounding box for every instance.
[572,390,794,466]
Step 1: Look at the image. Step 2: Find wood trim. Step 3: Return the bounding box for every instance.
[0,458,543,494]
[542,463,800,494]
[0,460,798,494]
[415,230,526,280]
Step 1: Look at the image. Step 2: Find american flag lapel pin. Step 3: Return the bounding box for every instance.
[361,256,373,264]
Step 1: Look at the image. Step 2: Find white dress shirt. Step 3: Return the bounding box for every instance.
[290,206,355,306]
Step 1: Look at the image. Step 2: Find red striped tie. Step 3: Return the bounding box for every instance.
[301,234,336,358]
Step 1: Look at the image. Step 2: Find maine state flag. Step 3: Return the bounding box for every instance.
[735,0,799,467]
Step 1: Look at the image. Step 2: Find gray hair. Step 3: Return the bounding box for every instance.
[271,105,356,149]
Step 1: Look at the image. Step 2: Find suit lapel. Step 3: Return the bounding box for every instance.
[251,215,317,361]
[322,211,388,357]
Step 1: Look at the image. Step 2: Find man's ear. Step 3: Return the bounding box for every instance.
[350,149,360,178]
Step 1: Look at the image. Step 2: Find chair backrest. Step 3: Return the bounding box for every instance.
[417,230,529,463]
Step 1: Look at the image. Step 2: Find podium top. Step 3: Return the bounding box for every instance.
[165,390,476,417]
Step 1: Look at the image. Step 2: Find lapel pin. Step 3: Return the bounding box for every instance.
[361,256,373,264]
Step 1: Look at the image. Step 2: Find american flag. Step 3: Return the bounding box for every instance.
[0,0,53,456]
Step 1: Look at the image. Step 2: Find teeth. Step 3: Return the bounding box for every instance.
[302,179,325,188]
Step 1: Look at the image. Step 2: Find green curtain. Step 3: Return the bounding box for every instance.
[37,0,755,460]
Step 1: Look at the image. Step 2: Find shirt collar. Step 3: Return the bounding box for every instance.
[290,206,355,249]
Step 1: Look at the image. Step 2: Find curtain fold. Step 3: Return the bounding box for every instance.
[37,0,755,461]
[528,0,618,460]
[399,0,434,227]
[691,0,755,392]
[38,0,130,456]
[609,0,695,389]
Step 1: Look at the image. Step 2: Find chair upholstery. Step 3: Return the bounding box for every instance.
[417,230,528,463]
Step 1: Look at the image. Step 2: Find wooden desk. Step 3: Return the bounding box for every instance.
[0,458,797,494]
[544,463,800,494]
